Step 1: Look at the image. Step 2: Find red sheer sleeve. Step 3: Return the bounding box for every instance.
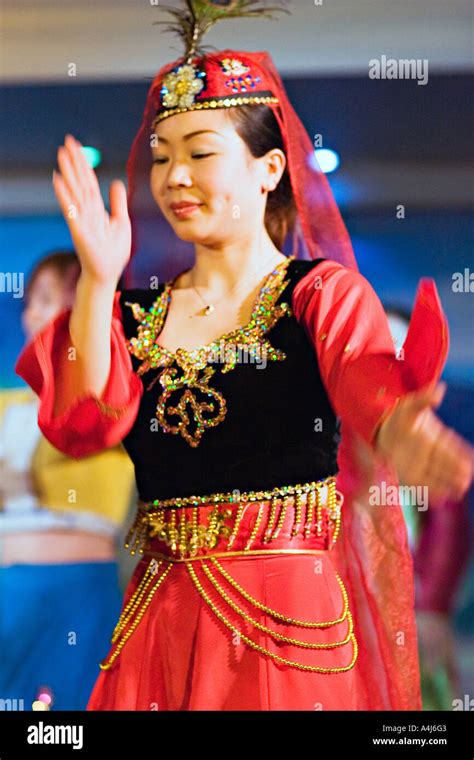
[291,260,450,710]
[293,261,417,449]
[14,291,143,459]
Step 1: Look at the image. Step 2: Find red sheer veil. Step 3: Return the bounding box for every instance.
[123,46,424,710]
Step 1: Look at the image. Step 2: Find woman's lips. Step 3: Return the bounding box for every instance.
[170,204,203,218]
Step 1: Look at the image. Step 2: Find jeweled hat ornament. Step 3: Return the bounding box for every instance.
[125,0,357,272]
[153,0,289,125]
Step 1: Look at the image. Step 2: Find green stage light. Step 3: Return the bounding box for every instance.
[80,145,102,169]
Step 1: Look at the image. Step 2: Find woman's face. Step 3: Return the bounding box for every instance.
[22,267,77,340]
[150,109,284,245]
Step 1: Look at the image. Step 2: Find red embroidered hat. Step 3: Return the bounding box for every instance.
[153,53,279,126]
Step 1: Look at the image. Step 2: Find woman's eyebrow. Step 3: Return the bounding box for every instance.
[155,130,224,145]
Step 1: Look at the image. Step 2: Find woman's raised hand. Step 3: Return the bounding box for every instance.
[52,134,131,287]
[375,381,473,504]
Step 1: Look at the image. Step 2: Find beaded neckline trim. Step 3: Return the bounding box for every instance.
[126,254,295,363]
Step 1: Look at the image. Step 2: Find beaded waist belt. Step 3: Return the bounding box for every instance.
[125,475,343,562]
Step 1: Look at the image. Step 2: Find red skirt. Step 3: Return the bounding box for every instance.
[87,491,366,711]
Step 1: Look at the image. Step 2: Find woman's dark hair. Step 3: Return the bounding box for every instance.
[25,250,80,300]
[226,105,297,251]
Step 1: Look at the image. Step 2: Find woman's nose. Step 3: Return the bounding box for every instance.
[167,162,193,188]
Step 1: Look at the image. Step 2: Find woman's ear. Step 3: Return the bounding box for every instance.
[261,148,286,192]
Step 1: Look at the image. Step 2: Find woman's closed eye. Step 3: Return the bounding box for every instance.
[153,154,215,164]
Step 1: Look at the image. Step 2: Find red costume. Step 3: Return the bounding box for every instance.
[15,1,451,710]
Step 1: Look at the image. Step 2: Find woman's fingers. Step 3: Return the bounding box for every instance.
[52,169,75,227]
[63,135,88,204]
[400,383,447,432]
[65,135,102,203]
[57,144,84,208]
[56,134,100,210]
[52,170,84,247]
[109,180,129,222]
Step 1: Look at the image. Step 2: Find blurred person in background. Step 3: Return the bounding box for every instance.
[0,251,135,710]
[385,305,472,710]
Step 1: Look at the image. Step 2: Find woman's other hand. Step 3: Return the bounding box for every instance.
[375,382,473,503]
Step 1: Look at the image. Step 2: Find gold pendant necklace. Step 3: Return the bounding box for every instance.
[189,254,285,317]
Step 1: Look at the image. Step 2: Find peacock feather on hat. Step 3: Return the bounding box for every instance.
[153,0,290,63]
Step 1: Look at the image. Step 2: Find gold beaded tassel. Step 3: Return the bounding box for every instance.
[244,503,265,550]
[178,509,188,558]
[147,507,167,546]
[206,503,221,549]
[226,501,246,549]
[189,506,200,556]
[304,488,317,538]
[124,511,140,552]
[270,494,290,540]
[124,509,150,556]
[315,484,324,536]
[329,487,344,546]
[263,495,280,543]
[290,490,304,537]
[168,509,179,554]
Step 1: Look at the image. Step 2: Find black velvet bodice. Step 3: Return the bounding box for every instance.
[119,258,340,502]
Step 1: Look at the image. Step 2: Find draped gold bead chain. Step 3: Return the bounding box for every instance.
[209,557,348,627]
[100,559,172,671]
[100,553,357,674]
[186,560,358,674]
